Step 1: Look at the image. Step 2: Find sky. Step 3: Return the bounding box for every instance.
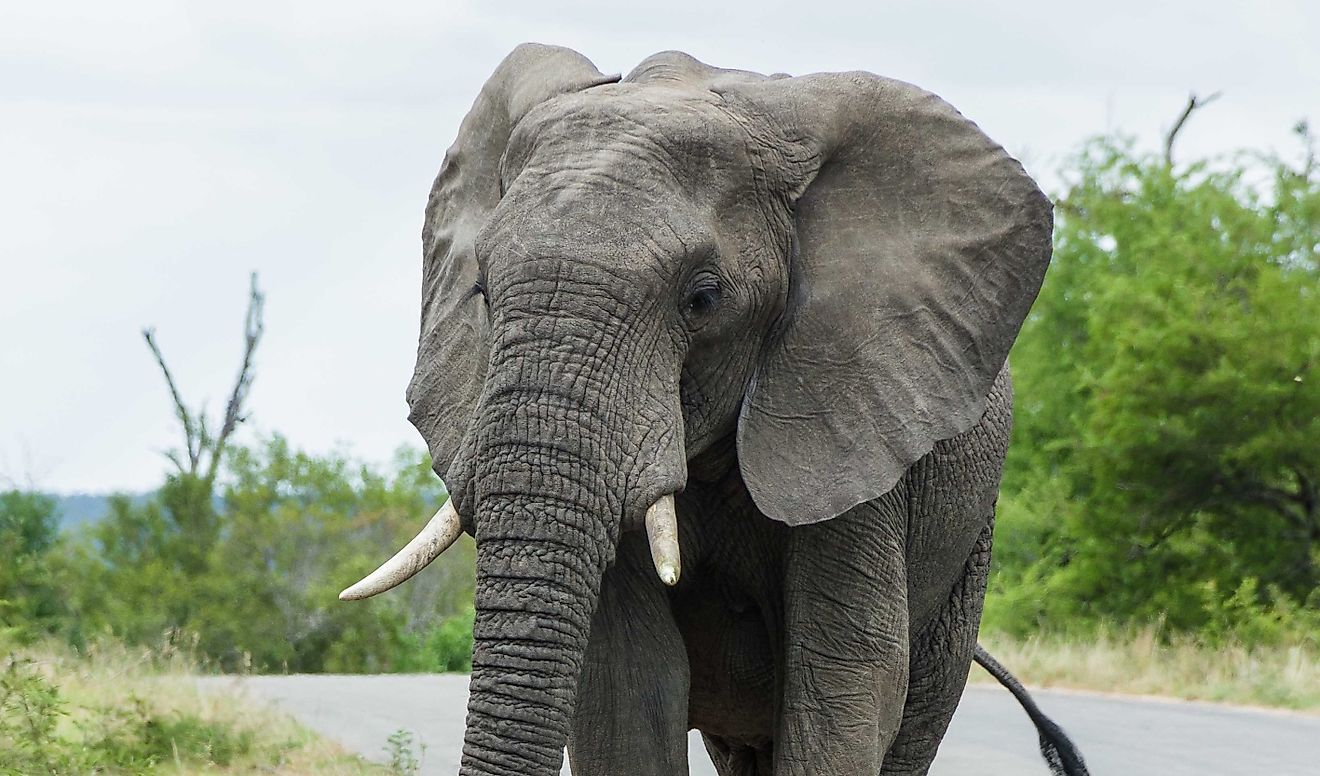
[2,1,1317,493]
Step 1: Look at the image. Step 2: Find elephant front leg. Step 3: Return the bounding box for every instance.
[568,531,690,775]
[776,499,910,774]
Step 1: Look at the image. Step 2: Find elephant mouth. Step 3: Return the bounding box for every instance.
[338,490,682,600]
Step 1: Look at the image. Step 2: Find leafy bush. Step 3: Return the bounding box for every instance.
[0,657,69,774]
[992,122,1320,638]
[0,637,387,774]
[84,697,257,770]
[0,656,258,773]
[0,491,65,641]
[427,607,476,673]
[55,437,476,674]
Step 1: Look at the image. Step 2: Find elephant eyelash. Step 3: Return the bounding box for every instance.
[471,275,489,302]
[684,277,723,318]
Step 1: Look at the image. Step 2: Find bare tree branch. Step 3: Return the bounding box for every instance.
[206,273,265,482]
[143,327,201,475]
[144,273,265,484]
[164,449,188,475]
[1164,91,1223,167]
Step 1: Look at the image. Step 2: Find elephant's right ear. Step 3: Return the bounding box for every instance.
[407,44,618,477]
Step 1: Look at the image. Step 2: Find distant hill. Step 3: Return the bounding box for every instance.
[48,492,229,531]
[49,492,152,531]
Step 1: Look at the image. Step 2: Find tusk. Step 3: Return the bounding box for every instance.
[339,499,463,601]
[645,494,681,587]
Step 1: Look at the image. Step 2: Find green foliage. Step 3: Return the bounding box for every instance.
[992,122,1320,639]
[0,491,65,641]
[383,729,424,776]
[81,696,258,770]
[55,436,476,674]
[57,475,219,649]
[0,656,263,774]
[0,657,68,774]
[427,606,476,673]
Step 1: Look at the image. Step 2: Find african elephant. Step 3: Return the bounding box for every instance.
[343,44,1088,776]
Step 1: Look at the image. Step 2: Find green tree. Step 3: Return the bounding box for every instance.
[60,475,219,648]
[0,491,64,639]
[61,437,476,672]
[209,436,473,672]
[59,275,267,651]
[991,114,1320,638]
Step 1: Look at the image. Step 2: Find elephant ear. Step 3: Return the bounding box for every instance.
[407,44,618,477]
[728,72,1053,526]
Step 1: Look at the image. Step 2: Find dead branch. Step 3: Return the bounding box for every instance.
[206,273,265,481]
[144,273,265,483]
[1164,91,1222,167]
[143,327,202,475]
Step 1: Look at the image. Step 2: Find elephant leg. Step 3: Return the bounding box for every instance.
[567,532,689,776]
[881,519,993,775]
[776,498,910,774]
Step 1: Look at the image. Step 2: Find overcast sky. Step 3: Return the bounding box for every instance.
[2,1,1316,493]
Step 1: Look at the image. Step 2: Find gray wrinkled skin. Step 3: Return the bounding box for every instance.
[405,44,1053,775]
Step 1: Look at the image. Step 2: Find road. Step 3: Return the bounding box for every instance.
[199,674,1320,775]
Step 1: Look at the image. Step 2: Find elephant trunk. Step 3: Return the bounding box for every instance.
[458,391,620,775]
[451,260,688,774]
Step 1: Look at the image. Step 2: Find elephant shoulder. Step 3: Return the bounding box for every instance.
[902,363,1013,627]
[931,361,1013,460]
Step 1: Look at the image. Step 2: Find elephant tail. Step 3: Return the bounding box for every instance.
[973,644,1091,776]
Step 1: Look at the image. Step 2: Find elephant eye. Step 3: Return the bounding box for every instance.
[472,274,489,302]
[685,280,722,317]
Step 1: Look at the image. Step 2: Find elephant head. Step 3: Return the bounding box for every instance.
[344,44,1051,775]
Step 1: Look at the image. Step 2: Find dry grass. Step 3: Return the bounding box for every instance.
[3,638,390,774]
[971,626,1320,712]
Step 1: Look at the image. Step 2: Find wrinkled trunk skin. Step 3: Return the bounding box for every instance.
[453,249,680,774]
[459,382,620,775]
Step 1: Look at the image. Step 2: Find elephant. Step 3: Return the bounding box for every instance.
[342,44,1089,776]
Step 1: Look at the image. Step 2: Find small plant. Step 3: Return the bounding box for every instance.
[384,728,424,776]
[0,657,74,774]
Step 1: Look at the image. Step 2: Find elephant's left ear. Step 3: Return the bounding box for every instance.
[724,72,1053,526]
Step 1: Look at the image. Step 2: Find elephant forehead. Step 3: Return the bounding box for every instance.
[504,85,757,190]
[481,182,712,277]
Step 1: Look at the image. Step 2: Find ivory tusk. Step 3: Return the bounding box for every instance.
[339,499,463,601]
[645,494,681,586]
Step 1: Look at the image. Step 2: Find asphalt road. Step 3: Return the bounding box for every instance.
[199,674,1320,775]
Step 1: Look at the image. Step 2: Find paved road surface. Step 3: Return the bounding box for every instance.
[200,674,1319,774]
